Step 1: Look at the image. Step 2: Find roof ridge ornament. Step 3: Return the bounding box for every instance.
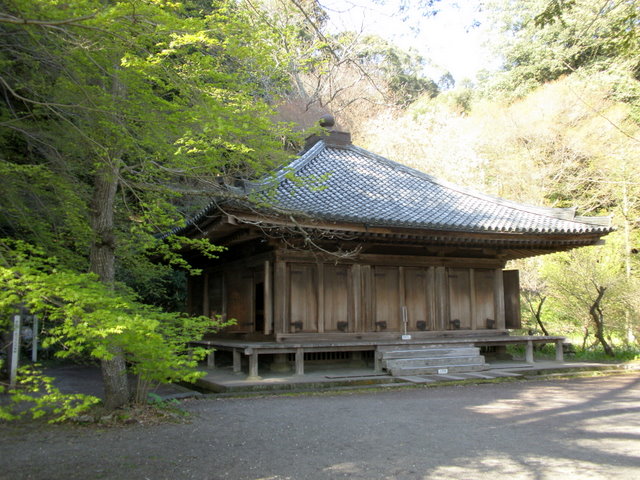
[301,115,351,154]
[318,114,335,128]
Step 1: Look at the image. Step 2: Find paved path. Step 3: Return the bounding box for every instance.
[2,374,639,480]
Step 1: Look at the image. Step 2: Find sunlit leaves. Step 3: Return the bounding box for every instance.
[0,240,225,387]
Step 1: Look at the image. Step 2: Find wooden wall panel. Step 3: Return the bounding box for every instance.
[473,269,496,329]
[289,263,318,332]
[323,265,351,332]
[448,268,471,329]
[373,266,401,331]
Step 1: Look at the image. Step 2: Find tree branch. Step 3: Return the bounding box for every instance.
[0,13,97,26]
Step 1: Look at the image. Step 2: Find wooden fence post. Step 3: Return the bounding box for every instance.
[9,314,21,388]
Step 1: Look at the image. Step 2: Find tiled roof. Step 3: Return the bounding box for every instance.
[242,138,612,235]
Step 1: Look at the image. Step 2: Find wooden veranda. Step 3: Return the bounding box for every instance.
[192,332,566,380]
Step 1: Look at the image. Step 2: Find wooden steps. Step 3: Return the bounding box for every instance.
[378,344,487,376]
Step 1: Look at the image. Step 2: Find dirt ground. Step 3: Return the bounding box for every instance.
[1,373,640,480]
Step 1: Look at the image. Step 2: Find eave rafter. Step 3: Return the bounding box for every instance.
[188,209,605,262]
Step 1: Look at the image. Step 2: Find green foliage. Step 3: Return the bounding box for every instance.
[0,365,100,423]
[539,236,633,353]
[346,33,440,105]
[570,345,640,363]
[506,343,640,362]
[484,0,640,99]
[0,0,293,278]
[0,240,227,392]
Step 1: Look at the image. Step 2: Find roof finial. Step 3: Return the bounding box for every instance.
[319,114,335,129]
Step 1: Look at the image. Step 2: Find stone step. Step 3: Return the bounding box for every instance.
[380,347,480,359]
[376,343,469,353]
[390,363,487,376]
[383,355,485,370]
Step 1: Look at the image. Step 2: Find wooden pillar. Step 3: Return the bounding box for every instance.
[274,260,287,335]
[31,314,39,363]
[361,265,372,331]
[221,271,227,321]
[247,351,261,380]
[494,269,506,330]
[233,349,242,373]
[352,264,361,332]
[555,340,564,362]
[435,267,448,330]
[264,260,273,335]
[525,340,534,364]
[374,349,382,373]
[470,269,477,330]
[207,350,215,369]
[9,314,21,388]
[317,262,325,333]
[295,348,304,376]
[202,273,209,318]
[399,266,405,324]
[428,267,436,331]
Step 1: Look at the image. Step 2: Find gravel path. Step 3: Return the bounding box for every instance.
[2,374,640,480]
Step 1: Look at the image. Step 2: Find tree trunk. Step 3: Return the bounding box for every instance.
[524,293,549,336]
[90,160,130,410]
[621,184,637,345]
[589,286,615,357]
[533,296,549,336]
[581,326,590,350]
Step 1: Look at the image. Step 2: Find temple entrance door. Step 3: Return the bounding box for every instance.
[323,265,352,332]
[373,266,401,332]
[473,269,496,329]
[225,270,254,332]
[288,263,318,333]
[448,268,472,330]
[404,267,434,332]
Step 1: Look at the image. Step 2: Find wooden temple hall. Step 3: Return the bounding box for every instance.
[176,117,613,379]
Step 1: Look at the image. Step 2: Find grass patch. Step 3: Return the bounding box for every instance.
[506,343,640,363]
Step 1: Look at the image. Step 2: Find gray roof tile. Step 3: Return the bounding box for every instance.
[246,139,612,235]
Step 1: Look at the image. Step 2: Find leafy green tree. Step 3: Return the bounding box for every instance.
[0,0,292,409]
[0,240,219,410]
[484,0,640,99]
[542,235,632,356]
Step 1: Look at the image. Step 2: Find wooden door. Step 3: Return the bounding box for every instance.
[373,266,401,331]
[289,263,318,332]
[207,273,224,318]
[503,269,521,329]
[324,265,351,332]
[473,269,496,329]
[404,267,433,331]
[225,270,254,332]
[188,274,204,316]
[448,268,471,330]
